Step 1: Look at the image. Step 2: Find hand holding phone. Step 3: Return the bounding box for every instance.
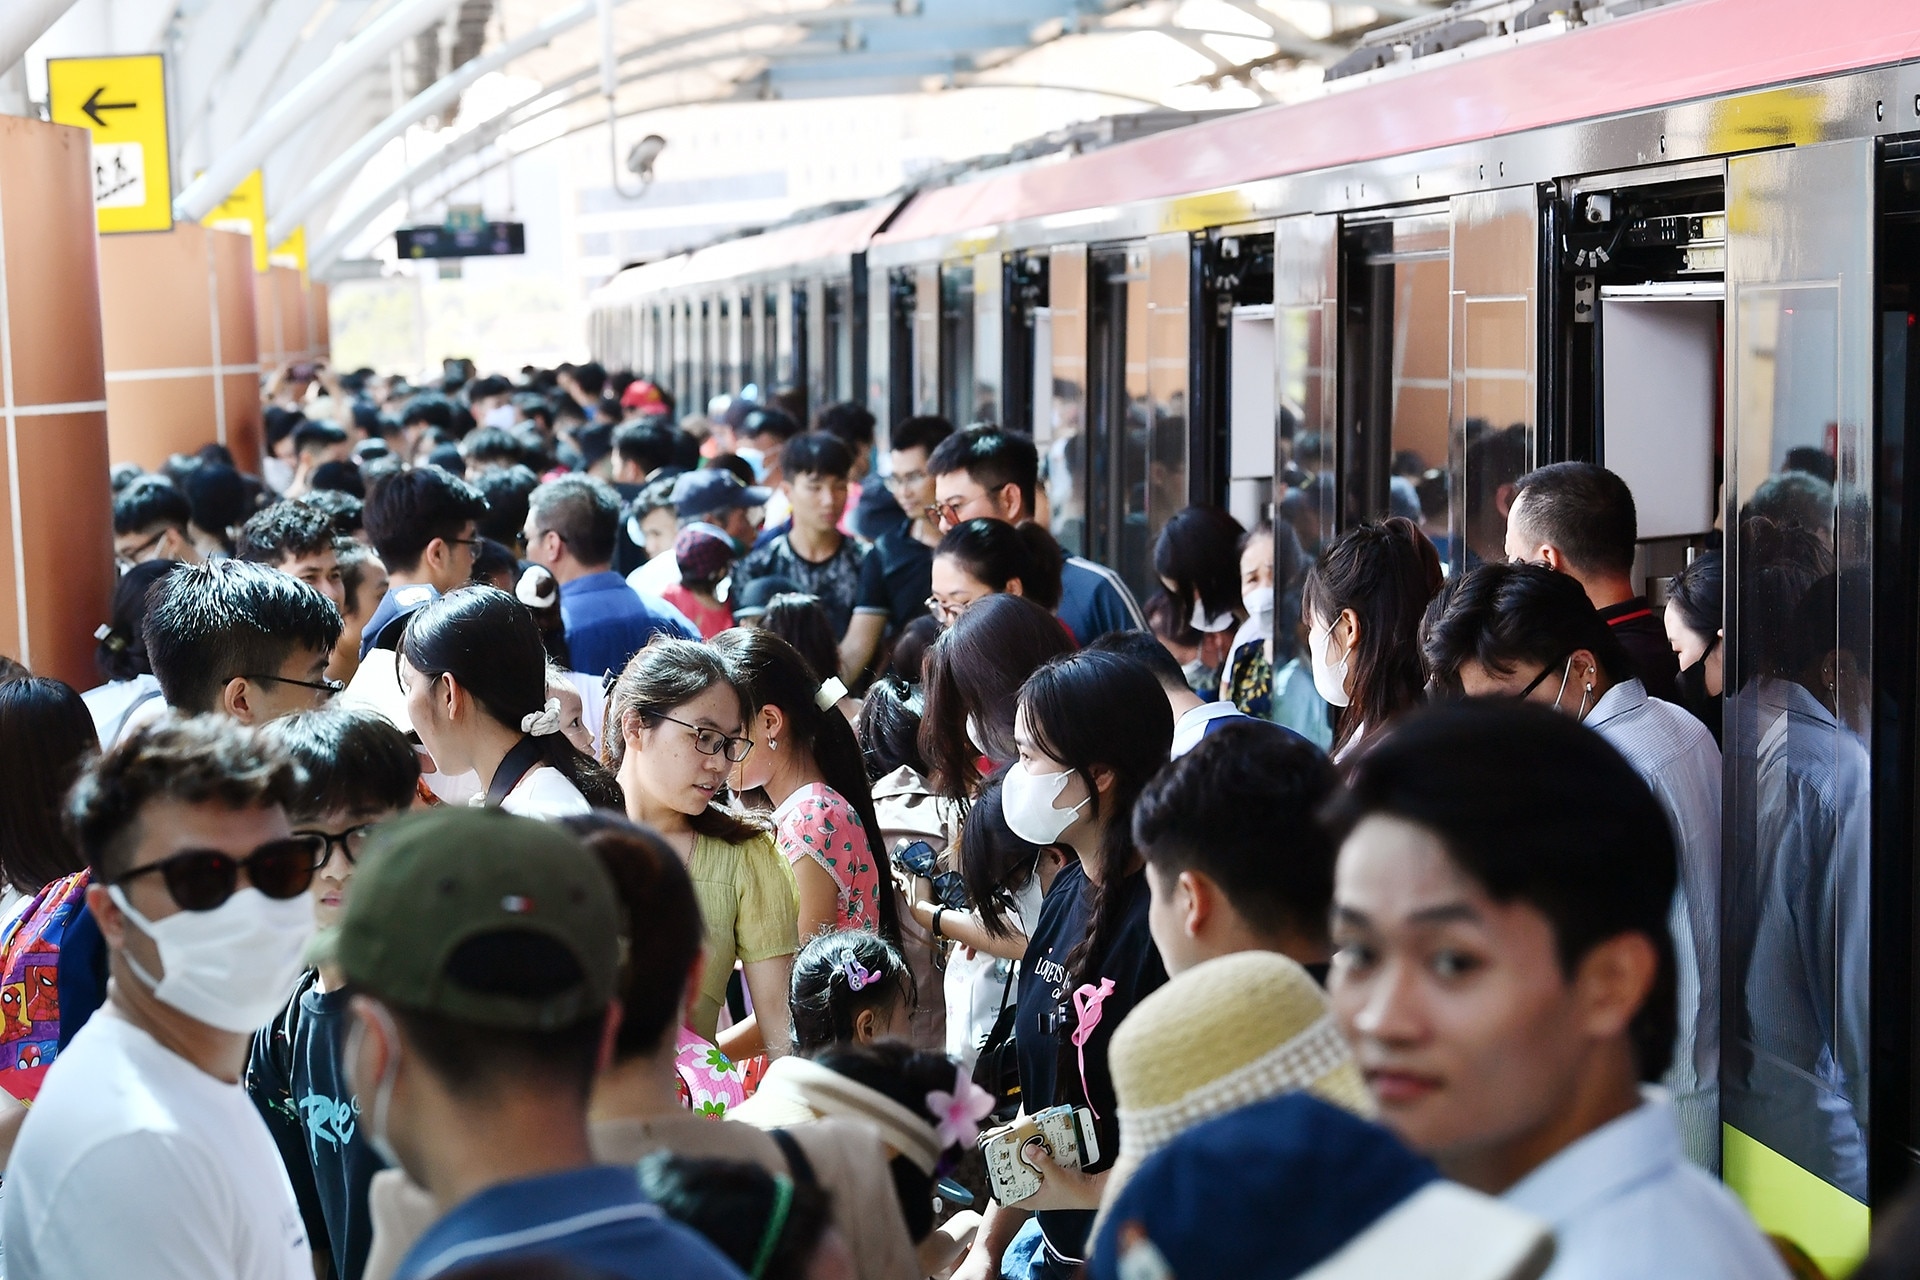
[979,1105,1100,1205]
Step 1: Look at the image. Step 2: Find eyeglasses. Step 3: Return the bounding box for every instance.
[114,528,168,569]
[925,497,970,526]
[925,595,975,626]
[1513,655,1571,701]
[115,836,325,911]
[293,824,376,869]
[885,470,928,492]
[653,712,755,763]
[447,536,484,554]
[239,672,345,698]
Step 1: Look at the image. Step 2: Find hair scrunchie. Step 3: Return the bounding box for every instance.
[521,696,563,736]
[814,676,847,712]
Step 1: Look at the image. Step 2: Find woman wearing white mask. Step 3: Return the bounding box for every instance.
[398,586,623,818]
[1301,516,1444,762]
[919,594,1075,805]
[951,651,1172,1280]
[1152,506,1247,697]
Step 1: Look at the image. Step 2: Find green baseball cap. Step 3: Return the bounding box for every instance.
[315,807,620,1031]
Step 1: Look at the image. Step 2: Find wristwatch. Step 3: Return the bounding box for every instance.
[931,905,946,940]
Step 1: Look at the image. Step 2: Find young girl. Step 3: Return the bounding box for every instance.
[955,650,1174,1280]
[714,628,897,943]
[398,585,621,816]
[788,929,915,1056]
[604,638,799,1060]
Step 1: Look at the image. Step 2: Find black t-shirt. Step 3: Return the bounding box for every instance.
[853,527,935,630]
[1598,596,1680,704]
[246,971,386,1280]
[1013,861,1167,1264]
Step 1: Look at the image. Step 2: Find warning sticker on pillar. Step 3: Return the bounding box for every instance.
[204,170,269,273]
[47,54,173,234]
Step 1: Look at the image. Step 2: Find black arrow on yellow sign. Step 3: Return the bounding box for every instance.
[81,86,137,128]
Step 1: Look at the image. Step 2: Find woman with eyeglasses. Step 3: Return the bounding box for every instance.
[928,518,1065,629]
[398,586,623,818]
[605,639,799,1059]
[712,627,898,946]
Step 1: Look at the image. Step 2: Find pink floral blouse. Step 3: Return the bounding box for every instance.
[773,782,881,933]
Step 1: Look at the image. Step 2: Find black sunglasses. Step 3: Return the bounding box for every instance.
[239,672,345,697]
[115,836,325,912]
[293,824,376,869]
[1514,654,1571,701]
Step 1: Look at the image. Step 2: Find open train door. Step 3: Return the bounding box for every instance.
[1273,213,1338,565]
[1721,137,1875,1276]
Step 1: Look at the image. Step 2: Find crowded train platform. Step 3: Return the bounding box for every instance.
[0,0,1917,1277]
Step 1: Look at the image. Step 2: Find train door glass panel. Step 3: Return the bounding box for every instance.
[884,268,913,429]
[739,293,758,395]
[973,251,1002,427]
[913,265,939,415]
[1276,215,1340,579]
[763,287,780,393]
[1722,139,1873,1275]
[825,279,852,404]
[1146,234,1191,573]
[1047,244,1088,557]
[1339,211,1450,553]
[1228,304,1274,531]
[1087,245,1134,582]
[940,262,976,425]
[1449,188,1539,576]
[790,285,809,410]
[805,278,826,420]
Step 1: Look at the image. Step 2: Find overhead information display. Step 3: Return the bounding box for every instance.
[48,54,173,234]
[395,222,526,260]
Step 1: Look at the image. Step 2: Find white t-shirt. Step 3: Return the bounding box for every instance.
[3,1010,310,1280]
[1170,700,1248,757]
[494,764,594,820]
[80,674,163,746]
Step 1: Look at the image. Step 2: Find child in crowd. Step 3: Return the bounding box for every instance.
[662,525,737,639]
[638,1153,852,1280]
[248,706,421,1280]
[789,929,916,1056]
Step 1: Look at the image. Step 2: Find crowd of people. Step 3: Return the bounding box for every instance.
[0,354,1895,1280]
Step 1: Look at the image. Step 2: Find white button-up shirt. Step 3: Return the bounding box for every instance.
[1504,1095,1788,1280]
[1584,678,1722,1171]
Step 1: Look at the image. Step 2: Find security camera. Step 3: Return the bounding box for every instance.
[626,134,666,181]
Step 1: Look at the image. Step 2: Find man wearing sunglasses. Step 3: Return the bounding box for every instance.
[144,559,345,727]
[6,717,321,1280]
[248,708,422,1280]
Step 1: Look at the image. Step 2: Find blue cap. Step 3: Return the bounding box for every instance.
[1088,1093,1552,1280]
[672,468,771,520]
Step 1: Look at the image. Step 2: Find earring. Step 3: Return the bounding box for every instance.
[769,738,778,752]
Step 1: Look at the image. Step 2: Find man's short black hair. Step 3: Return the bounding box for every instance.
[1510,462,1638,578]
[363,466,489,572]
[513,392,555,431]
[1087,628,1190,696]
[1135,721,1339,944]
[1421,561,1635,695]
[467,373,514,402]
[399,394,456,434]
[237,500,336,565]
[926,425,1039,511]
[474,464,540,543]
[1325,700,1678,1081]
[613,422,679,475]
[144,560,343,713]
[182,463,249,541]
[307,460,364,499]
[891,415,954,457]
[261,706,421,822]
[303,487,364,537]
[529,474,620,567]
[461,427,529,470]
[572,362,608,398]
[780,432,853,482]
[814,401,876,448]
[740,407,800,445]
[67,715,304,881]
[113,476,190,537]
[292,420,349,457]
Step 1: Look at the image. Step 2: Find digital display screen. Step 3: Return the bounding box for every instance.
[394,221,526,259]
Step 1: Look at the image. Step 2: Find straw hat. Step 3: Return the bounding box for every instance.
[1100,950,1373,1218]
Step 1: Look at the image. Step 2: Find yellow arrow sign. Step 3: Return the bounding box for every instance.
[205,170,268,273]
[47,54,172,234]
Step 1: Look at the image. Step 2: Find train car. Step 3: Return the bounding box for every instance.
[593,0,1920,1266]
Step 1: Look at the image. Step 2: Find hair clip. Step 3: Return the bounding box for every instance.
[815,676,848,711]
[839,947,877,992]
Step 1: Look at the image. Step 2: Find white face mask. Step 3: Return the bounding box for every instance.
[108,884,315,1033]
[347,1002,405,1170]
[965,714,988,756]
[1242,586,1276,639]
[1002,760,1091,847]
[1189,597,1238,634]
[736,446,768,482]
[1308,621,1353,709]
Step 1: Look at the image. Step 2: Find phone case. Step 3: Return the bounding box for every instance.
[979,1105,1098,1204]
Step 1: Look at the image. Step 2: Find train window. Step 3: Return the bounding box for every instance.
[824,280,851,404]
[886,268,914,429]
[939,262,977,426]
[912,265,939,415]
[972,251,1002,427]
[1338,211,1451,556]
[762,286,779,391]
[789,285,809,410]
[1197,230,1276,529]
[1046,245,1088,558]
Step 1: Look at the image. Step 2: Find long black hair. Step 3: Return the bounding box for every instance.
[1302,517,1443,752]
[398,586,622,808]
[1154,504,1246,621]
[935,518,1065,611]
[713,627,901,942]
[919,593,1075,802]
[857,676,925,779]
[1016,650,1173,995]
[97,559,178,683]
[601,639,767,846]
[0,678,95,895]
[1668,549,1723,642]
[959,773,1058,940]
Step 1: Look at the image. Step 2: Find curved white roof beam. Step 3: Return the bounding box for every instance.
[175,0,284,132]
[177,0,481,221]
[0,0,84,71]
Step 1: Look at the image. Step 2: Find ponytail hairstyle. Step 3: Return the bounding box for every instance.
[601,638,767,845]
[920,594,1075,802]
[857,675,926,779]
[788,928,916,1055]
[1016,650,1173,997]
[1302,516,1443,753]
[935,518,1065,611]
[756,594,840,694]
[398,586,622,808]
[97,559,179,684]
[712,627,900,942]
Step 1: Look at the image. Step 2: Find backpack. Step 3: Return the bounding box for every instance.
[0,870,91,1102]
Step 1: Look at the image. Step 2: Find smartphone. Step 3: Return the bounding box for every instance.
[979,1104,1100,1205]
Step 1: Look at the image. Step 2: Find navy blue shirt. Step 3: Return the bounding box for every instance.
[853,526,935,630]
[1055,558,1145,646]
[359,583,441,658]
[558,570,695,680]
[395,1165,746,1280]
[246,971,383,1280]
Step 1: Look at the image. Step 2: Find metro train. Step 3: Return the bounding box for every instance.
[589,0,1920,1264]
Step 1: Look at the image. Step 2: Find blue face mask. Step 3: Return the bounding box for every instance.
[735,447,768,482]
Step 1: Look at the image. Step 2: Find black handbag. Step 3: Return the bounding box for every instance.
[971,962,1022,1123]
